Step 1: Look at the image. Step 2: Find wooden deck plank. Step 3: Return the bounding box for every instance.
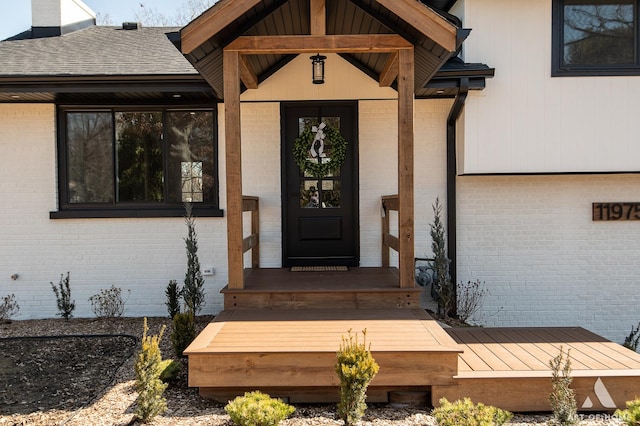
[487,328,551,370]
[507,328,591,370]
[524,328,611,370]
[551,327,640,369]
[446,328,511,371]
[471,329,534,371]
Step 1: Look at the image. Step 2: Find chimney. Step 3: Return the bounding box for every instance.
[31,0,96,38]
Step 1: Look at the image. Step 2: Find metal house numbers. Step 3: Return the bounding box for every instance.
[592,202,640,221]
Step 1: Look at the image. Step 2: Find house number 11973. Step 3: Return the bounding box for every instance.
[592,203,640,221]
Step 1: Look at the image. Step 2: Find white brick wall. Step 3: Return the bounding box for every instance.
[0,104,226,319]
[457,174,640,343]
[240,102,282,268]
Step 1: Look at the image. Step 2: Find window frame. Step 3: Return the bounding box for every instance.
[51,104,223,219]
[552,0,640,76]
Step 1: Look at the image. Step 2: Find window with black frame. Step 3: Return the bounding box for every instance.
[54,107,221,218]
[552,0,639,76]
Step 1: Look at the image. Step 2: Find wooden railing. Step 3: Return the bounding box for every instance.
[381,195,399,268]
[242,196,260,270]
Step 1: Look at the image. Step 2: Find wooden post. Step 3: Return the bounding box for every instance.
[251,200,260,269]
[223,50,244,290]
[310,0,326,35]
[397,48,415,288]
[382,200,390,268]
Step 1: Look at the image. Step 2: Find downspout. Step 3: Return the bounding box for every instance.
[446,77,469,314]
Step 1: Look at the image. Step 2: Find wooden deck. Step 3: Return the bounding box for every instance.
[185,308,461,403]
[433,327,640,412]
[222,268,421,310]
[186,269,640,411]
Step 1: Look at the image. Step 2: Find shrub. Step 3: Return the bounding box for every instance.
[0,294,20,321]
[335,329,379,426]
[432,397,513,426]
[549,346,578,425]
[51,272,75,321]
[158,358,182,383]
[171,310,196,358]
[615,397,640,426]
[225,391,295,426]
[430,198,455,317]
[88,285,129,318]
[183,203,206,314]
[457,279,488,324]
[134,318,168,423]
[165,280,182,319]
[622,322,640,352]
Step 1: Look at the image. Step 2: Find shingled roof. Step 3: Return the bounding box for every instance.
[0,26,195,77]
[0,24,215,103]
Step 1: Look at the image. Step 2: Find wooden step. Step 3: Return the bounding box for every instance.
[222,267,422,310]
[185,309,462,403]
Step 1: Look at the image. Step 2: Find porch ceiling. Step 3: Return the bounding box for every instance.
[180,0,466,99]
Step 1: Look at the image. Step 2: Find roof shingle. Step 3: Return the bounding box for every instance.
[0,26,198,77]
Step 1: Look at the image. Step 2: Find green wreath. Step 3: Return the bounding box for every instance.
[292,124,348,179]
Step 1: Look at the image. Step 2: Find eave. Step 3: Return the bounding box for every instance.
[0,75,217,103]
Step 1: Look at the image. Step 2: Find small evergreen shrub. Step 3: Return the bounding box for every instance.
[549,346,578,425]
[0,294,20,321]
[432,397,513,426]
[134,318,168,423]
[623,322,640,352]
[225,391,295,426]
[88,285,129,318]
[335,329,379,426]
[165,279,182,319]
[171,310,196,358]
[430,198,455,317]
[158,358,182,383]
[615,397,640,426]
[51,272,75,321]
[182,203,206,314]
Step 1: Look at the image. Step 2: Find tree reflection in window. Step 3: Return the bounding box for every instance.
[116,112,164,202]
[563,1,635,66]
[67,112,114,203]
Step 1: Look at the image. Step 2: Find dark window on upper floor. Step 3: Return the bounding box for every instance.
[51,106,222,219]
[552,0,639,76]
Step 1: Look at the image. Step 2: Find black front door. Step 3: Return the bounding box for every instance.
[282,102,359,267]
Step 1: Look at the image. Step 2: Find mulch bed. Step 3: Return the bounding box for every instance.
[0,335,136,415]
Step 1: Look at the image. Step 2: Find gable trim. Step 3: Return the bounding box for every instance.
[376,0,457,52]
[181,0,265,54]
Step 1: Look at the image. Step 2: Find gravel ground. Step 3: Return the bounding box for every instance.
[0,317,628,426]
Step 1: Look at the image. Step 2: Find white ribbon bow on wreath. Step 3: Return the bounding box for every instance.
[309,122,327,158]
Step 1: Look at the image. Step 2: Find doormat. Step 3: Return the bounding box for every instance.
[291,266,349,272]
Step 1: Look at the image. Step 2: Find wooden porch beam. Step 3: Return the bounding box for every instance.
[379,51,398,87]
[397,48,415,289]
[310,0,326,35]
[181,0,263,54]
[223,50,245,290]
[239,54,259,90]
[376,0,458,52]
[225,35,413,54]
